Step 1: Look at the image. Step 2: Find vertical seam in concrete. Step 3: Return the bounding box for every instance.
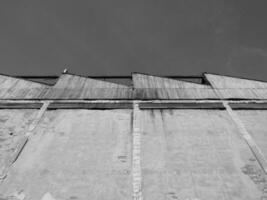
[223,101,267,174]
[0,101,52,180]
[132,102,143,200]
[26,101,51,135]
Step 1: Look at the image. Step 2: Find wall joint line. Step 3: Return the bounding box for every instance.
[0,101,52,180]
[223,101,267,174]
[132,102,143,200]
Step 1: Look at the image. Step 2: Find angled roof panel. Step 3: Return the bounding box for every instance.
[205,73,267,99]
[133,73,208,88]
[0,74,50,99]
[44,73,133,99]
[205,73,267,89]
[132,73,218,99]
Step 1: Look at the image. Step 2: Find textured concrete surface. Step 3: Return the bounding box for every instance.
[236,110,267,158]
[141,110,263,200]
[1,108,267,199]
[0,109,37,174]
[0,109,132,200]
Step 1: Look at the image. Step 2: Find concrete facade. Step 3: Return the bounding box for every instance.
[0,73,267,199]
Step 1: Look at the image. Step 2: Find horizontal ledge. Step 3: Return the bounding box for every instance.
[48,102,133,109]
[0,103,43,109]
[139,102,225,109]
[229,103,267,110]
[0,100,267,109]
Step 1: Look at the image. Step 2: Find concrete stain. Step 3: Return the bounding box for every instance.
[241,158,267,199]
[40,169,50,176]
[166,109,174,116]
[149,110,156,119]
[69,196,78,200]
[166,192,178,199]
[0,138,7,142]
[118,155,127,163]
[58,132,65,136]
[159,109,164,123]
[0,119,8,123]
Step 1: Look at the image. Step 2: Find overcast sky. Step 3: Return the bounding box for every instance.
[0,0,267,80]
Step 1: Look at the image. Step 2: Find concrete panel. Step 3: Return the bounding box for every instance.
[0,109,132,200]
[0,74,50,99]
[236,110,267,159]
[141,110,263,200]
[133,73,218,99]
[133,73,210,88]
[44,74,132,99]
[0,109,37,174]
[205,73,267,99]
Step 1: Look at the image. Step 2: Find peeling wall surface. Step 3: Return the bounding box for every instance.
[0,72,267,200]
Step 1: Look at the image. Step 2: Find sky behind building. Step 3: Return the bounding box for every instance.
[0,1,267,81]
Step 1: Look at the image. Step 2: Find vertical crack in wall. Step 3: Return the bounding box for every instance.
[132,102,143,200]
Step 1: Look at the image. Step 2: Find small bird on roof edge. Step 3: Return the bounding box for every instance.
[63,68,68,74]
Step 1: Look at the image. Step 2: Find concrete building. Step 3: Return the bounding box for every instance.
[0,72,267,199]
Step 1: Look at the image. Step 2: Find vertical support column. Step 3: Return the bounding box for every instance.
[132,102,143,200]
[223,101,267,174]
[0,101,51,179]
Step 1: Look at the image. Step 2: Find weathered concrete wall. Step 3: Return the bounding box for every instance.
[0,109,132,200]
[0,109,37,174]
[236,110,267,159]
[133,73,217,99]
[141,109,263,200]
[0,107,267,200]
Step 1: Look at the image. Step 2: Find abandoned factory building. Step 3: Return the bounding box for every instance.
[0,72,267,200]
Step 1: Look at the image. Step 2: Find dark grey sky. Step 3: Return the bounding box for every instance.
[1,1,267,80]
